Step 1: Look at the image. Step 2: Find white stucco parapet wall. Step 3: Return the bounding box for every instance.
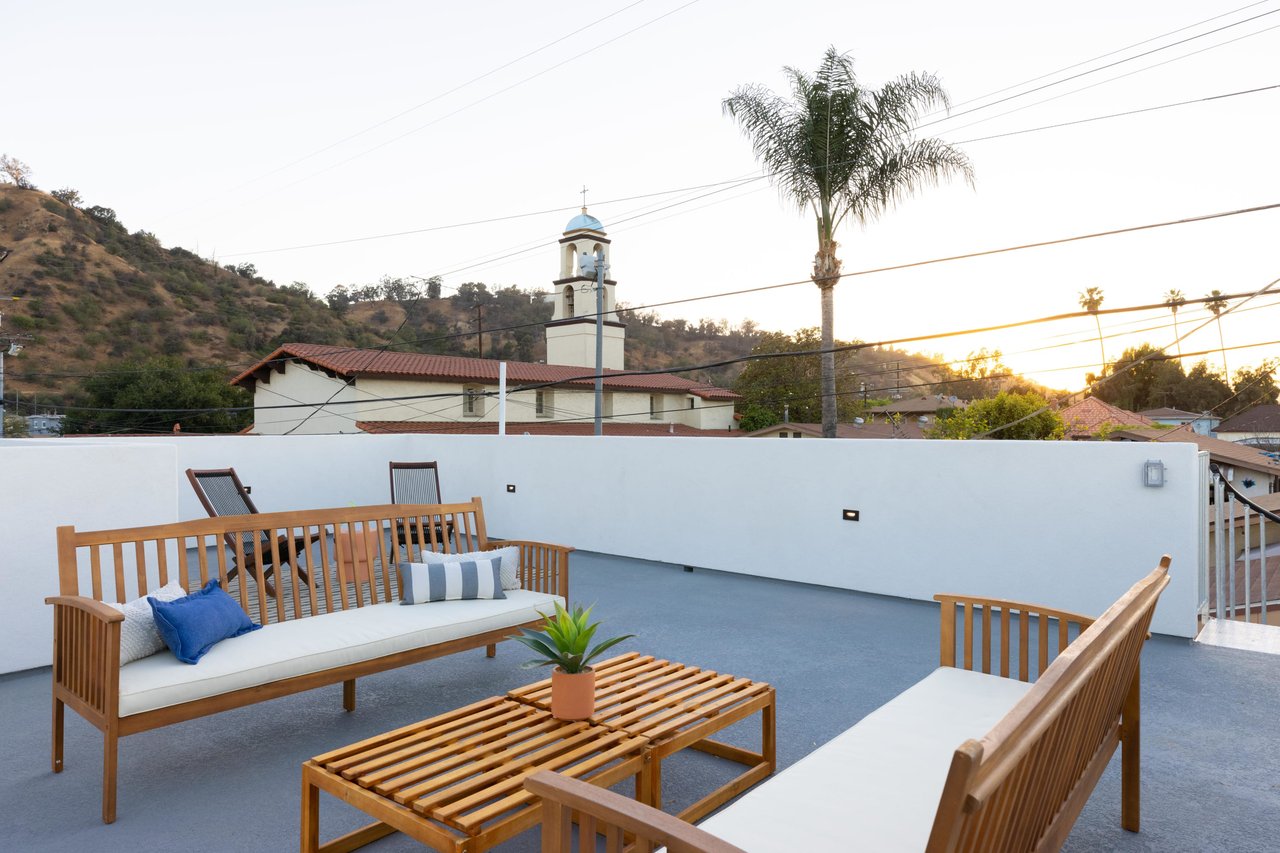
[0,434,1200,674]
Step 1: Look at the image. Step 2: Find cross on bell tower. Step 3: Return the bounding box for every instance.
[545,203,625,370]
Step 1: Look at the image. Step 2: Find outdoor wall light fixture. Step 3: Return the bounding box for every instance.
[842,509,861,521]
[1143,460,1166,488]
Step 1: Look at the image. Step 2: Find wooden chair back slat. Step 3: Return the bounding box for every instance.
[111,543,126,604]
[154,539,169,588]
[89,547,103,601]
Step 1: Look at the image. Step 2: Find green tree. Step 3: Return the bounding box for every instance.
[1173,361,1231,412]
[0,154,35,189]
[934,348,1009,399]
[928,391,1063,440]
[732,328,872,428]
[1205,289,1229,382]
[51,187,83,207]
[1078,287,1105,374]
[1090,344,1184,412]
[1225,361,1279,418]
[2,412,30,437]
[64,357,252,434]
[724,48,972,438]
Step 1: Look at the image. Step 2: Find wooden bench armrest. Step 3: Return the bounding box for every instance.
[46,595,125,623]
[47,595,122,723]
[489,539,573,598]
[525,770,746,853]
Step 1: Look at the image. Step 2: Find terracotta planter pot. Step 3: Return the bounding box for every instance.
[335,526,373,584]
[551,667,596,720]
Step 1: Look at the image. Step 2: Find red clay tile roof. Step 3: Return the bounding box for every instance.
[1059,397,1153,438]
[233,343,739,401]
[356,421,741,437]
[1216,404,1280,434]
[747,420,927,439]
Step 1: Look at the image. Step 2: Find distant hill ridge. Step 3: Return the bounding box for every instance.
[0,182,959,416]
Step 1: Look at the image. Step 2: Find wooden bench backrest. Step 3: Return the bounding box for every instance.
[55,499,493,626]
[926,558,1171,852]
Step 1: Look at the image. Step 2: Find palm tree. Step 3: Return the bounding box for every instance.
[1205,289,1230,384]
[1078,287,1106,375]
[1164,289,1186,361]
[724,48,973,437]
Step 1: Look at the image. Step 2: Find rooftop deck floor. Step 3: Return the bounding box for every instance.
[2,553,1277,852]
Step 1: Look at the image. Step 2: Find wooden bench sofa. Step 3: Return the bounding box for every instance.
[46,497,570,824]
[526,557,1171,853]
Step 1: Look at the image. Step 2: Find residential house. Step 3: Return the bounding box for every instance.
[1139,407,1220,436]
[1214,404,1280,452]
[24,413,64,436]
[1108,424,1280,498]
[747,419,927,439]
[1058,397,1153,439]
[233,210,739,435]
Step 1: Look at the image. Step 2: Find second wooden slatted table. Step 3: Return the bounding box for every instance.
[508,652,776,822]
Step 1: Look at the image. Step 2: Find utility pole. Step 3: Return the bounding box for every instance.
[593,248,605,436]
[0,296,31,439]
[475,304,484,357]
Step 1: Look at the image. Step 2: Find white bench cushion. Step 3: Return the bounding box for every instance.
[119,590,564,717]
[694,666,1033,852]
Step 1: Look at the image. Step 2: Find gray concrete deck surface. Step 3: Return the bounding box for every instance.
[2,552,1278,852]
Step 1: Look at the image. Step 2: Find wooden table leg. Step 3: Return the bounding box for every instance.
[301,765,320,853]
[763,688,777,773]
[648,752,663,812]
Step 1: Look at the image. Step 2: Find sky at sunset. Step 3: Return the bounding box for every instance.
[6,0,1279,391]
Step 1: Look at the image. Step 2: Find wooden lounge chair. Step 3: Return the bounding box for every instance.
[390,461,453,551]
[185,467,315,597]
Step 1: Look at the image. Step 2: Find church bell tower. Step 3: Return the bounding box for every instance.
[545,207,626,370]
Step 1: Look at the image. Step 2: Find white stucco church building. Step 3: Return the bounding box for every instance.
[234,210,739,436]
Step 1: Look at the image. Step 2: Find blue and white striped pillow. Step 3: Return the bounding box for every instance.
[397,557,505,604]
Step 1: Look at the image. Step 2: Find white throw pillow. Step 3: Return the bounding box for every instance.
[105,579,187,665]
[421,545,520,590]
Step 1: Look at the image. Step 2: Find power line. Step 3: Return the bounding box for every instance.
[933,1,1276,115]
[949,84,1280,146]
[936,23,1280,142]
[915,7,1280,132]
[974,274,1280,437]
[255,1,704,203]
[13,202,1280,389]
[212,81,1279,264]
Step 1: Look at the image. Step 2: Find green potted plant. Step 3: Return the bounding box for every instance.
[510,602,634,720]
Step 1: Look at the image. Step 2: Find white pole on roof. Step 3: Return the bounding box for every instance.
[498,362,507,437]
[593,249,605,437]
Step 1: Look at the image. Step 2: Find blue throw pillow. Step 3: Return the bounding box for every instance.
[148,579,260,664]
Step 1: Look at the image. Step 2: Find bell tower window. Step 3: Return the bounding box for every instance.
[563,285,575,317]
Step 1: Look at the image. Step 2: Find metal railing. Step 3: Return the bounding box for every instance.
[1206,463,1280,624]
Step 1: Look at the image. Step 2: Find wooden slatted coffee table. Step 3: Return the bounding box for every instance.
[301,696,649,852]
[508,652,776,822]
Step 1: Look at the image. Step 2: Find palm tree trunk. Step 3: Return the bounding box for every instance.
[814,235,841,438]
[1094,313,1106,376]
[1217,316,1230,386]
[820,283,837,436]
[1172,311,1182,361]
